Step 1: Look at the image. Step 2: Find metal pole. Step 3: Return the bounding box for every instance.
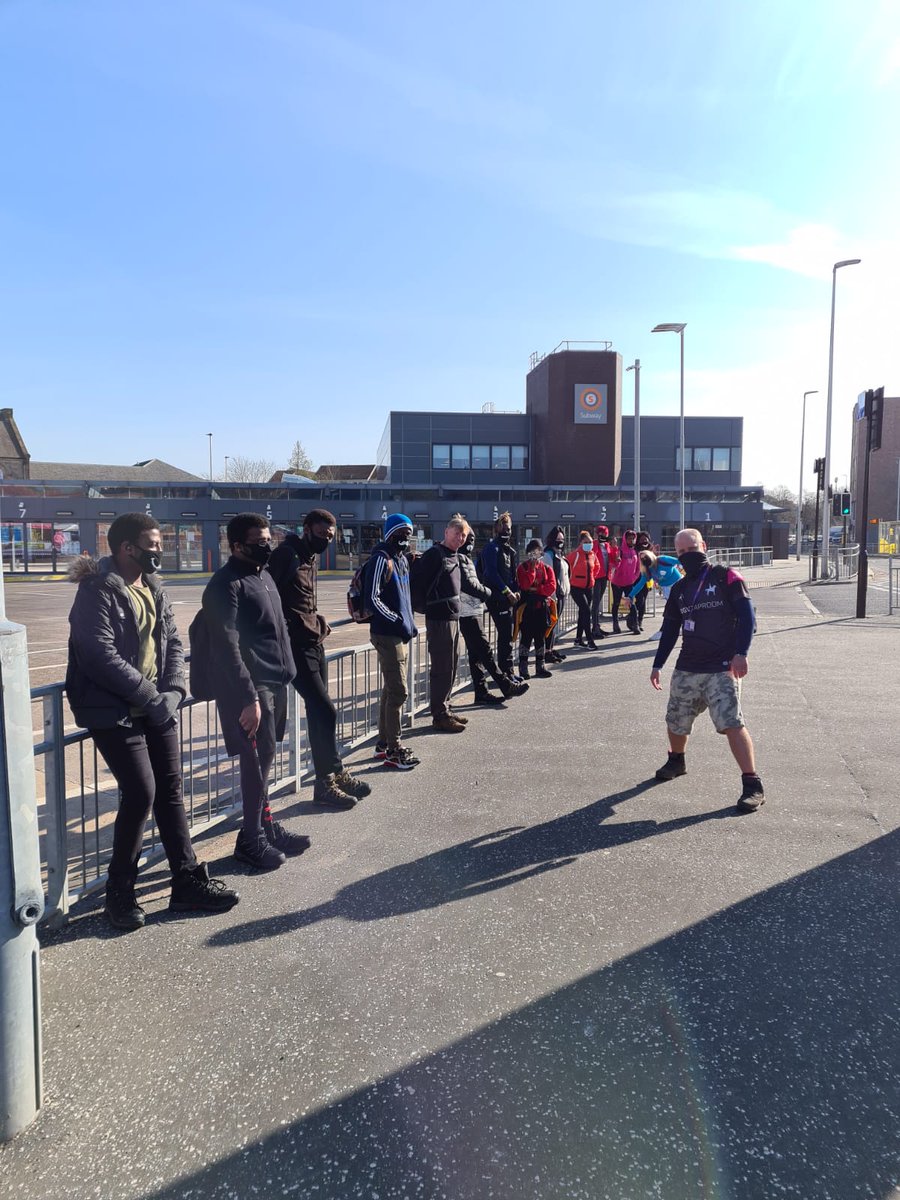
[822,259,860,579]
[207,433,213,482]
[812,481,821,580]
[798,391,817,561]
[627,360,641,530]
[0,618,44,1140]
[895,457,900,522]
[856,395,873,618]
[679,329,685,531]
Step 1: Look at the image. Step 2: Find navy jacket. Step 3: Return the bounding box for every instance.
[65,556,185,730]
[367,542,417,641]
[480,538,518,607]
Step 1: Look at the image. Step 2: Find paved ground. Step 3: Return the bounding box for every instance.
[2,564,900,1199]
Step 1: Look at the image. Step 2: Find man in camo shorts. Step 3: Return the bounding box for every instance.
[649,528,765,812]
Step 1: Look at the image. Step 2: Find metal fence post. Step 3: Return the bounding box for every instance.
[41,689,70,927]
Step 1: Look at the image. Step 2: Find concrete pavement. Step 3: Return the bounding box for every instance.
[2,573,900,1199]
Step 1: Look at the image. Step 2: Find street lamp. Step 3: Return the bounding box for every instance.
[224,455,229,481]
[626,359,641,532]
[651,323,687,531]
[797,390,818,560]
[207,433,213,481]
[822,258,860,577]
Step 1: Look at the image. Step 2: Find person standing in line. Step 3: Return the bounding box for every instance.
[66,513,240,930]
[480,512,521,681]
[590,525,617,639]
[267,509,371,808]
[609,528,641,634]
[203,513,311,871]
[567,530,600,648]
[516,539,556,678]
[366,513,421,770]
[542,526,570,663]
[650,527,764,812]
[458,530,528,705]
[410,514,469,732]
[628,530,655,632]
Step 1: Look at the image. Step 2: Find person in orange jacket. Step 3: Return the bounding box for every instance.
[515,538,556,678]
[566,530,600,649]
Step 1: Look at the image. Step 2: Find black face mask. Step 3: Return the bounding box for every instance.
[243,542,272,566]
[132,548,161,575]
[678,550,707,575]
[498,532,511,542]
[308,533,330,554]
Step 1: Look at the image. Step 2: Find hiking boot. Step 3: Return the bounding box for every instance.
[447,710,469,724]
[234,829,286,870]
[264,819,312,856]
[655,753,687,782]
[169,863,240,913]
[104,882,146,932]
[313,774,358,808]
[737,775,766,813]
[432,714,466,733]
[383,745,419,770]
[334,768,372,798]
[473,688,504,705]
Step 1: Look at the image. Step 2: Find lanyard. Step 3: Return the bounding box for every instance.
[684,566,712,611]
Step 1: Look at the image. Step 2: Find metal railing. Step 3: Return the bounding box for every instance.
[889,558,900,615]
[33,601,578,925]
[811,544,860,582]
[706,546,772,568]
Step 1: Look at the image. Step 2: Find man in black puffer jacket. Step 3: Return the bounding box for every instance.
[458,532,527,705]
[66,513,239,931]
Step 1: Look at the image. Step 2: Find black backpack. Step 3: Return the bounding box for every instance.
[347,554,393,623]
[187,608,215,700]
[409,551,441,615]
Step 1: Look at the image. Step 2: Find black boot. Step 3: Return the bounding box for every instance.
[474,687,504,706]
[518,658,530,680]
[535,656,552,678]
[169,863,241,913]
[104,878,145,932]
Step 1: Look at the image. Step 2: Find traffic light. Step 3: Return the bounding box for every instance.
[815,457,825,490]
[840,492,851,516]
[870,386,884,452]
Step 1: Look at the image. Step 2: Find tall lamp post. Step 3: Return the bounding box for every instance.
[651,323,687,531]
[626,359,641,532]
[822,259,860,577]
[797,390,818,560]
[207,433,213,482]
[224,455,229,482]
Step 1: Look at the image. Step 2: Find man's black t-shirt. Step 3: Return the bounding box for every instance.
[662,565,752,673]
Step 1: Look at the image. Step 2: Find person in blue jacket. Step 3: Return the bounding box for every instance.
[626,551,684,634]
[368,514,420,770]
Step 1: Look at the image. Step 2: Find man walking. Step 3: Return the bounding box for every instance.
[203,513,310,869]
[367,513,420,769]
[411,514,469,732]
[649,528,764,812]
[66,512,239,930]
[268,509,371,807]
[480,512,520,680]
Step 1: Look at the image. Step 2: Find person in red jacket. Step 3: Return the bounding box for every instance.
[609,528,641,634]
[515,539,556,678]
[590,525,618,639]
[566,530,600,649]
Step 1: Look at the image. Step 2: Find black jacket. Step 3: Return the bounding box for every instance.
[65,556,185,730]
[412,543,461,620]
[202,557,296,708]
[267,532,330,648]
[458,551,491,603]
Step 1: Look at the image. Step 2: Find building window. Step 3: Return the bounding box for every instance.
[712,447,731,471]
[491,445,510,470]
[451,444,470,470]
[675,447,693,471]
[472,444,490,470]
[511,445,529,470]
[432,444,450,470]
[693,447,712,471]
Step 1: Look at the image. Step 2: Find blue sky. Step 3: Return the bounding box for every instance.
[1,0,897,491]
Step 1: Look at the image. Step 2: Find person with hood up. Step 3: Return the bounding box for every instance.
[479,512,520,681]
[542,526,570,663]
[66,512,239,930]
[590,525,618,639]
[367,514,420,770]
[566,530,600,648]
[458,531,528,704]
[627,530,656,632]
[609,528,641,634]
[516,538,556,678]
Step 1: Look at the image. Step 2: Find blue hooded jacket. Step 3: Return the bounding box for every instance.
[367,541,417,642]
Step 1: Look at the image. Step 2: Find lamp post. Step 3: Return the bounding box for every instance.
[651,323,687,531]
[798,390,818,560]
[224,455,229,482]
[626,359,641,532]
[207,433,213,482]
[822,259,860,577]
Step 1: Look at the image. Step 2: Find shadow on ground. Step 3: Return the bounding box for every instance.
[142,827,900,1199]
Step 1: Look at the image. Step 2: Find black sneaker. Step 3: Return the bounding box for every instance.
[234,829,286,870]
[169,863,240,913]
[104,883,146,932]
[383,745,419,770]
[535,665,553,678]
[264,820,312,856]
[737,775,765,813]
[474,689,504,706]
[374,741,389,760]
[334,768,372,798]
[655,753,687,782]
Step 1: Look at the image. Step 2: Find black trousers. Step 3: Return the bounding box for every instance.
[460,615,504,691]
[630,586,648,629]
[571,586,593,640]
[292,641,341,779]
[218,685,286,834]
[92,719,196,886]
[611,584,629,629]
[518,605,549,664]
[591,577,608,632]
[487,605,515,676]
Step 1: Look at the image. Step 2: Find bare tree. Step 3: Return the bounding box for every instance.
[286,440,314,473]
[763,484,797,510]
[226,456,278,483]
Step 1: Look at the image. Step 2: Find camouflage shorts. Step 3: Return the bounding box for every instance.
[666,669,744,735]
